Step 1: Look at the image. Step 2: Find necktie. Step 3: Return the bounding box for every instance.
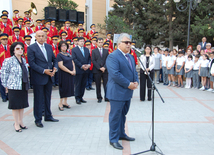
[17,36,19,40]
[125,54,133,70]
[4,24,6,27]
[4,46,7,51]
[99,48,102,57]
[28,28,30,31]
[55,45,56,49]
[81,47,85,57]
[38,26,40,29]
[41,45,48,61]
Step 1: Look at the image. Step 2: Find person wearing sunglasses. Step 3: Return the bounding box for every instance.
[1,42,29,132]
[106,33,139,150]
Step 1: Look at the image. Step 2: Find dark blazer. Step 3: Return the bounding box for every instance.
[27,42,58,85]
[106,49,139,101]
[92,48,109,73]
[198,42,207,50]
[72,46,91,74]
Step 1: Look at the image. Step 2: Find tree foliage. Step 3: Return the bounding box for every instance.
[47,0,78,10]
[104,0,214,49]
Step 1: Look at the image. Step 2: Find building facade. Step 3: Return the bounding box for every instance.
[0,0,114,31]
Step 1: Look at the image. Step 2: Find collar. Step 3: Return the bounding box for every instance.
[78,45,83,49]
[36,41,45,47]
[118,48,127,57]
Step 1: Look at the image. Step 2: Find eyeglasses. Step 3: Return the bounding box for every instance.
[15,47,24,50]
[121,41,132,45]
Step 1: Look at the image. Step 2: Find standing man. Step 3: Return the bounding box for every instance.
[72,37,91,104]
[198,37,207,50]
[8,27,24,45]
[92,38,109,103]
[27,30,59,128]
[0,15,12,36]
[106,33,139,150]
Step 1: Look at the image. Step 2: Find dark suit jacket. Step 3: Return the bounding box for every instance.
[106,49,139,101]
[27,42,58,85]
[92,48,109,74]
[72,46,91,74]
[198,42,207,50]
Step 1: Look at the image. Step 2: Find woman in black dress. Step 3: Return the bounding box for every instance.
[57,41,76,111]
[1,42,29,132]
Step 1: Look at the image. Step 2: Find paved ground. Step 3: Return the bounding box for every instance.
[0,82,214,155]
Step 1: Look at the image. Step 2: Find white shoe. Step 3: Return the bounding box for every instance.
[199,86,205,91]
[206,88,213,92]
[185,85,188,88]
[212,90,214,93]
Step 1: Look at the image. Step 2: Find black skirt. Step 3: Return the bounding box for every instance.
[8,83,29,110]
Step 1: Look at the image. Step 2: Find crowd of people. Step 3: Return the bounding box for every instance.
[0,9,213,150]
[146,37,214,95]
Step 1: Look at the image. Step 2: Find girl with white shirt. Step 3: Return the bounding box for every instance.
[153,47,162,84]
[192,55,201,89]
[162,49,169,85]
[184,55,194,88]
[207,52,214,92]
[199,54,210,90]
[176,51,185,87]
[139,45,155,101]
[166,50,176,86]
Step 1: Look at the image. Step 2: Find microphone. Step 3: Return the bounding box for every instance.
[131,46,141,54]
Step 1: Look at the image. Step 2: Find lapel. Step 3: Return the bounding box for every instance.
[117,50,133,72]
[35,43,48,62]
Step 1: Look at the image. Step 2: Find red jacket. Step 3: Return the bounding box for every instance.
[51,26,58,36]
[24,27,34,35]
[0,44,10,68]
[59,26,73,40]
[51,43,59,57]
[8,35,24,45]
[0,23,12,36]
[130,49,138,65]
[105,39,113,51]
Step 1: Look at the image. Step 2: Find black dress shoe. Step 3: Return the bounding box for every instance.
[105,98,109,102]
[76,100,81,104]
[86,87,90,91]
[35,122,43,128]
[2,99,7,102]
[98,99,102,103]
[119,136,135,141]
[45,118,59,122]
[80,99,87,103]
[89,87,95,90]
[110,142,123,150]
[148,98,152,101]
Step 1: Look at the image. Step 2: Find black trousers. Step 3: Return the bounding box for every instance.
[94,72,108,99]
[74,73,88,101]
[140,70,154,101]
[33,79,52,123]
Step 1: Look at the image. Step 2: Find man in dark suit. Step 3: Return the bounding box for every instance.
[106,33,139,150]
[92,38,109,103]
[72,37,91,104]
[28,30,59,128]
[198,37,207,50]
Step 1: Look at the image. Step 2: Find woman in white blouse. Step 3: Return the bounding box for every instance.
[139,45,155,101]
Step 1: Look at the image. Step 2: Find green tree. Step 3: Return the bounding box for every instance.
[190,0,214,48]
[47,0,78,10]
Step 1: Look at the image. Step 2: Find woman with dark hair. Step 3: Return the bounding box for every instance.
[1,42,29,132]
[139,45,155,101]
[57,41,76,111]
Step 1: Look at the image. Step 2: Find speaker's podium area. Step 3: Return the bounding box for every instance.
[1,0,114,32]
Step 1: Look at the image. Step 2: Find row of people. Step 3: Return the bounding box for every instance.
[141,46,214,102]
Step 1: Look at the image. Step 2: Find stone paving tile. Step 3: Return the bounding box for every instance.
[0,83,214,155]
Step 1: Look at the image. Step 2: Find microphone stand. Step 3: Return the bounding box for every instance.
[131,48,165,155]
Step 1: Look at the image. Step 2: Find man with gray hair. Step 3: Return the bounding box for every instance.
[106,33,139,150]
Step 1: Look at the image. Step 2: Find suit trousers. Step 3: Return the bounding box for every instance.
[109,99,130,143]
[94,72,108,99]
[140,71,154,101]
[86,70,93,89]
[33,79,52,123]
[74,73,88,101]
